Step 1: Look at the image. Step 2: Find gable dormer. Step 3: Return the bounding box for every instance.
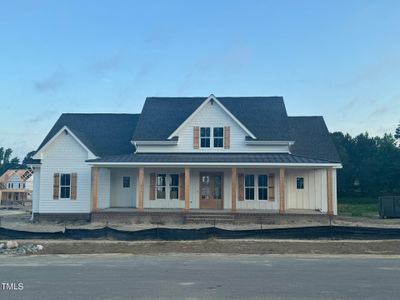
[133,95,294,153]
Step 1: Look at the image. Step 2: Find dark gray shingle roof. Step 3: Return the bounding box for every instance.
[87,153,331,164]
[132,97,289,141]
[36,113,140,157]
[289,116,341,163]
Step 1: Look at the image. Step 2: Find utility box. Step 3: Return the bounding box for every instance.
[379,196,400,218]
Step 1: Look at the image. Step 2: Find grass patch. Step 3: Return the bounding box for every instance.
[338,196,378,217]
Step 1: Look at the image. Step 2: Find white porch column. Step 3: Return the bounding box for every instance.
[231,167,237,211]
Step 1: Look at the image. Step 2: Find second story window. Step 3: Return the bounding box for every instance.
[200,127,210,148]
[213,127,224,148]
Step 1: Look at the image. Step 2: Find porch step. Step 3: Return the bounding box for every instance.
[184,213,235,224]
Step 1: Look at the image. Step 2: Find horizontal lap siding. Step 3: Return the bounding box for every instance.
[39,133,91,213]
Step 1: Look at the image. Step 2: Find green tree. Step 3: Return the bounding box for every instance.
[395,121,400,141]
[22,150,36,166]
[0,147,20,176]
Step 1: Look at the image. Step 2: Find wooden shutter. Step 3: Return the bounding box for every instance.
[224,126,230,149]
[193,126,199,149]
[268,174,275,201]
[149,173,156,200]
[71,173,77,200]
[179,173,185,200]
[238,173,244,201]
[53,173,60,200]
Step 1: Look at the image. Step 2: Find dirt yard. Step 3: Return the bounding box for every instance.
[2,209,400,232]
[2,239,400,256]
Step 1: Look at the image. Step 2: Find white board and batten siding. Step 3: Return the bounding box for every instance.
[285,168,337,214]
[136,100,290,153]
[109,169,137,207]
[37,131,92,213]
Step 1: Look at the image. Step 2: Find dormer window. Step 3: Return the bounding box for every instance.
[213,127,224,148]
[200,127,211,148]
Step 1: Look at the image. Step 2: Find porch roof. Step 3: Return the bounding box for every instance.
[86,152,337,165]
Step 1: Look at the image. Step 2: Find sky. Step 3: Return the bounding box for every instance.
[1,0,400,160]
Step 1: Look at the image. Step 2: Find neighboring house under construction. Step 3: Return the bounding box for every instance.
[0,169,34,205]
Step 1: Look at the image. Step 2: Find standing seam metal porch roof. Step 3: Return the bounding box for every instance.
[86,153,334,164]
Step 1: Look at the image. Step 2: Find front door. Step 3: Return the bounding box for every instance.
[200,172,223,209]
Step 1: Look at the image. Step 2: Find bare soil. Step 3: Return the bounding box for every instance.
[4,239,400,255]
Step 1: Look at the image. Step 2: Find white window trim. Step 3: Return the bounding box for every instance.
[59,173,71,200]
[156,173,180,200]
[122,176,131,189]
[243,173,272,201]
[199,126,225,149]
[258,174,269,201]
[213,127,224,148]
[296,176,305,190]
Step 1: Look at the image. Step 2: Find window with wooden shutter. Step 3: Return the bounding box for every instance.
[179,173,185,200]
[71,173,77,200]
[269,174,275,201]
[149,173,156,200]
[53,173,60,200]
[193,126,199,149]
[238,173,244,201]
[224,126,230,149]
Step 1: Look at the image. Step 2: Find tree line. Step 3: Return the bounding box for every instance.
[331,123,400,197]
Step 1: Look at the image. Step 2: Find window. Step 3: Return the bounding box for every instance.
[245,175,255,200]
[169,174,179,199]
[297,177,304,190]
[200,127,210,148]
[18,183,21,189]
[122,176,131,188]
[23,183,26,189]
[213,127,224,148]
[156,174,166,199]
[7,183,11,189]
[258,175,268,200]
[60,173,71,199]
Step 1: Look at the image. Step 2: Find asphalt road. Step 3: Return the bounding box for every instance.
[0,254,399,299]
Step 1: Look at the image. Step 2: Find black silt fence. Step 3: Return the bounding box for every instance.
[1,226,400,241]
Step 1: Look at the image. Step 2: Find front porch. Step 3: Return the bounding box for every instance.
[90,165,336,216]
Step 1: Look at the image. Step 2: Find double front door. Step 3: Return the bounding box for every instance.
[200,172,223,209]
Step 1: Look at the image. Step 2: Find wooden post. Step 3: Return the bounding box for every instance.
[138,167,144,211]
[327,167,334,216]
[91,167,100,211]
[231,167,237,211]
[185,167,190,210]
[279,168,285,214]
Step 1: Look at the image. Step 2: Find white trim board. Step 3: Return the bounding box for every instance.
[167,94,257,140]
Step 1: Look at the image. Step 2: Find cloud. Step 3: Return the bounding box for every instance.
[28,110,58,124]
[33,71,65,93]
[178,47,252,94]
[88,56,121,74]
[339,56,400,87]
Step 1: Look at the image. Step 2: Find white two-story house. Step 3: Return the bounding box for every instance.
[29,95,341,220]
